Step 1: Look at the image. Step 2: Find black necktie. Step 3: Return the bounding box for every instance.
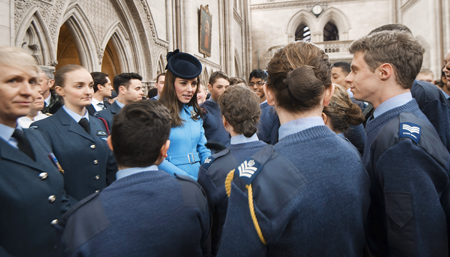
[12,129,35,161]
[79,118,90,134]
[98,102,105,110]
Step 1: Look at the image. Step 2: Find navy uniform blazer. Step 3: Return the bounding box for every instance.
[31,108,117,201]
[86,101,111,116]
[0,129,71,257]
[94,101,121,131]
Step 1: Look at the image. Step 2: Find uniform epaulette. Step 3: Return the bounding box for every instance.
[174,174,207,212]
[373,112,448,167]
[202,149,230,170]
[58,192,100,228]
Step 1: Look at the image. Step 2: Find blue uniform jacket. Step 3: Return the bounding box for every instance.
[55,171,210,257]
[31,108,117,201]
[159,105,211,179]
[257,102,280,145]
[0,129,71,257]
[411,79,450,152]
[94,101,121,131]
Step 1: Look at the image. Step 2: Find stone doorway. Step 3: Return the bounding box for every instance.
[56,22,81,70]
[102,37,122,80]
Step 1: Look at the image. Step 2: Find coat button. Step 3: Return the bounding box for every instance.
[51,219,58,225]
[39,172,48,180]
[48,195,56,203]
[93,160,98,165]
[95,190,99,193]
[90,145,96,149]
[95,175,100,180]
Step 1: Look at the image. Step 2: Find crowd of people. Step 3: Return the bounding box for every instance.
[2,23,450,257]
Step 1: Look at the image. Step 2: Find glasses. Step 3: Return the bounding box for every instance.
[249,81,265,87]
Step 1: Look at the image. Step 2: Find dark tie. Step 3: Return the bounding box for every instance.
[79,118,90,134]
[98,102,105,110]
[12,129,35,161]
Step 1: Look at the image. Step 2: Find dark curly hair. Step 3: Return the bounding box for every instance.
[266,41,332,113]
[218,85,261,137]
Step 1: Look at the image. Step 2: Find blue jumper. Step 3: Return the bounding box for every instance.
[55,169,210,257]
[363,98,450,256]
[343,124,366,155]
[197,134,267,256]
[200,98,230,147]
[218,123,370,257]
[257,101,279,145]
[411,79,450,152]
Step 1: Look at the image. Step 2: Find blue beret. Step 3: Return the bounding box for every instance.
[166,49,202,79]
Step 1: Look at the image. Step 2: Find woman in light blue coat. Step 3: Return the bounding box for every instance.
[158,50,211,179]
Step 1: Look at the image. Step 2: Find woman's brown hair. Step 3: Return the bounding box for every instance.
[159,70,202,127]
[219,85,261,137]
[266,41,332,112]
[54,64,85,88]
[323,85,365,133]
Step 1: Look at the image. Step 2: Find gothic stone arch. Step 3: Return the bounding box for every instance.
[317,7,351,41]
[286,10,318,42]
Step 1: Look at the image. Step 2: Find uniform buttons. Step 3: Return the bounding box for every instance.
[51,219,58,225]
[93,160,98,165]
[39,172,48,180]
[95,175,100,180]
[90,145,96,149]
[48,195,56,203]
[95,190,100,193]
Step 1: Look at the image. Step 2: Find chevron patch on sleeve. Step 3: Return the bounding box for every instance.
[399,122,421,144]
[236,158,263,185]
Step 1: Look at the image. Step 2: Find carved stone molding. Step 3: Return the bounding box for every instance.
[250,0,383,10]
[194,54,222,70]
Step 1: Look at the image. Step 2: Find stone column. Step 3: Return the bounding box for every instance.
[0,0,13,46]
[166,0,173,51]
[182,0,196,54]
[225,0,235,75]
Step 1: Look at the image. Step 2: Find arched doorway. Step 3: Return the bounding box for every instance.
[56,23,81,70]
[295,23,311,42]
[323,22,339,41]
[102,36,122,80]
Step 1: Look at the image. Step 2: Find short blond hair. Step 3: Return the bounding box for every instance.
[0,46,39,75]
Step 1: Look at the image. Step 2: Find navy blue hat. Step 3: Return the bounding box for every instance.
[166,49,202,79]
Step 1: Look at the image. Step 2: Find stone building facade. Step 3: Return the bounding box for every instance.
[250,0,450,79]
[2,0,251,92]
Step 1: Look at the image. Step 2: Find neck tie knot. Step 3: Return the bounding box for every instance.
[12,129,35,161]
[79,118,90,134]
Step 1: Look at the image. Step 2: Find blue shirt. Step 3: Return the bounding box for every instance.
[63,105,89,122]
[230,133,259,145]
[115,100,125,108]
[0,123,18,148]
[279,117,325,140]
[440,89,450,100]
[116,165,158,180]
[373,92,413,118]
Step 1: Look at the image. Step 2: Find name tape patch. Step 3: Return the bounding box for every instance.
[399,122,421,144]
[236,158,263,185]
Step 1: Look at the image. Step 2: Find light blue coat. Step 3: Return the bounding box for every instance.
[159,105,211,179]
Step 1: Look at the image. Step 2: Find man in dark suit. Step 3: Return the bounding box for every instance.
[95,73,144,130]
[39,66,62,114]
[0,47,71,257]
[86,72,113,115]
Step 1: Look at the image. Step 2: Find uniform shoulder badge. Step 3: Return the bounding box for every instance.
[399,122,421,144]
[237,158,263,185]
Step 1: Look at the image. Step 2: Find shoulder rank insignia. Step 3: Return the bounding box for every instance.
[201,156,215,169]
[399,122,421,144]
[96,130,107,136]
[237,158,263,185]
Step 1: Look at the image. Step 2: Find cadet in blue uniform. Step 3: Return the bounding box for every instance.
[346,30,450,256]
[218,42,370,257]
[198,85,267,256]
[158,50,211,179]
[0,47,71,257]
[31,64,117,201]
[95,73,144,131]
[322,84,366,155]
[248,69,280,145]
[201,71,231,150]
[56,100,210,257]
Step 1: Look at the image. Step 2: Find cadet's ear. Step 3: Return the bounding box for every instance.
[321,112,328,124]
[207,83,213,91]
[265,85,275,106]
[161,140,170,158]
[106,136,113,151]
[322,83,335,107]
[55,86,65,97]
[222,116,228,129]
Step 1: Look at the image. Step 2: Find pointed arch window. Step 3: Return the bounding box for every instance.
[324,22,339,41]
[295,23,311,42]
